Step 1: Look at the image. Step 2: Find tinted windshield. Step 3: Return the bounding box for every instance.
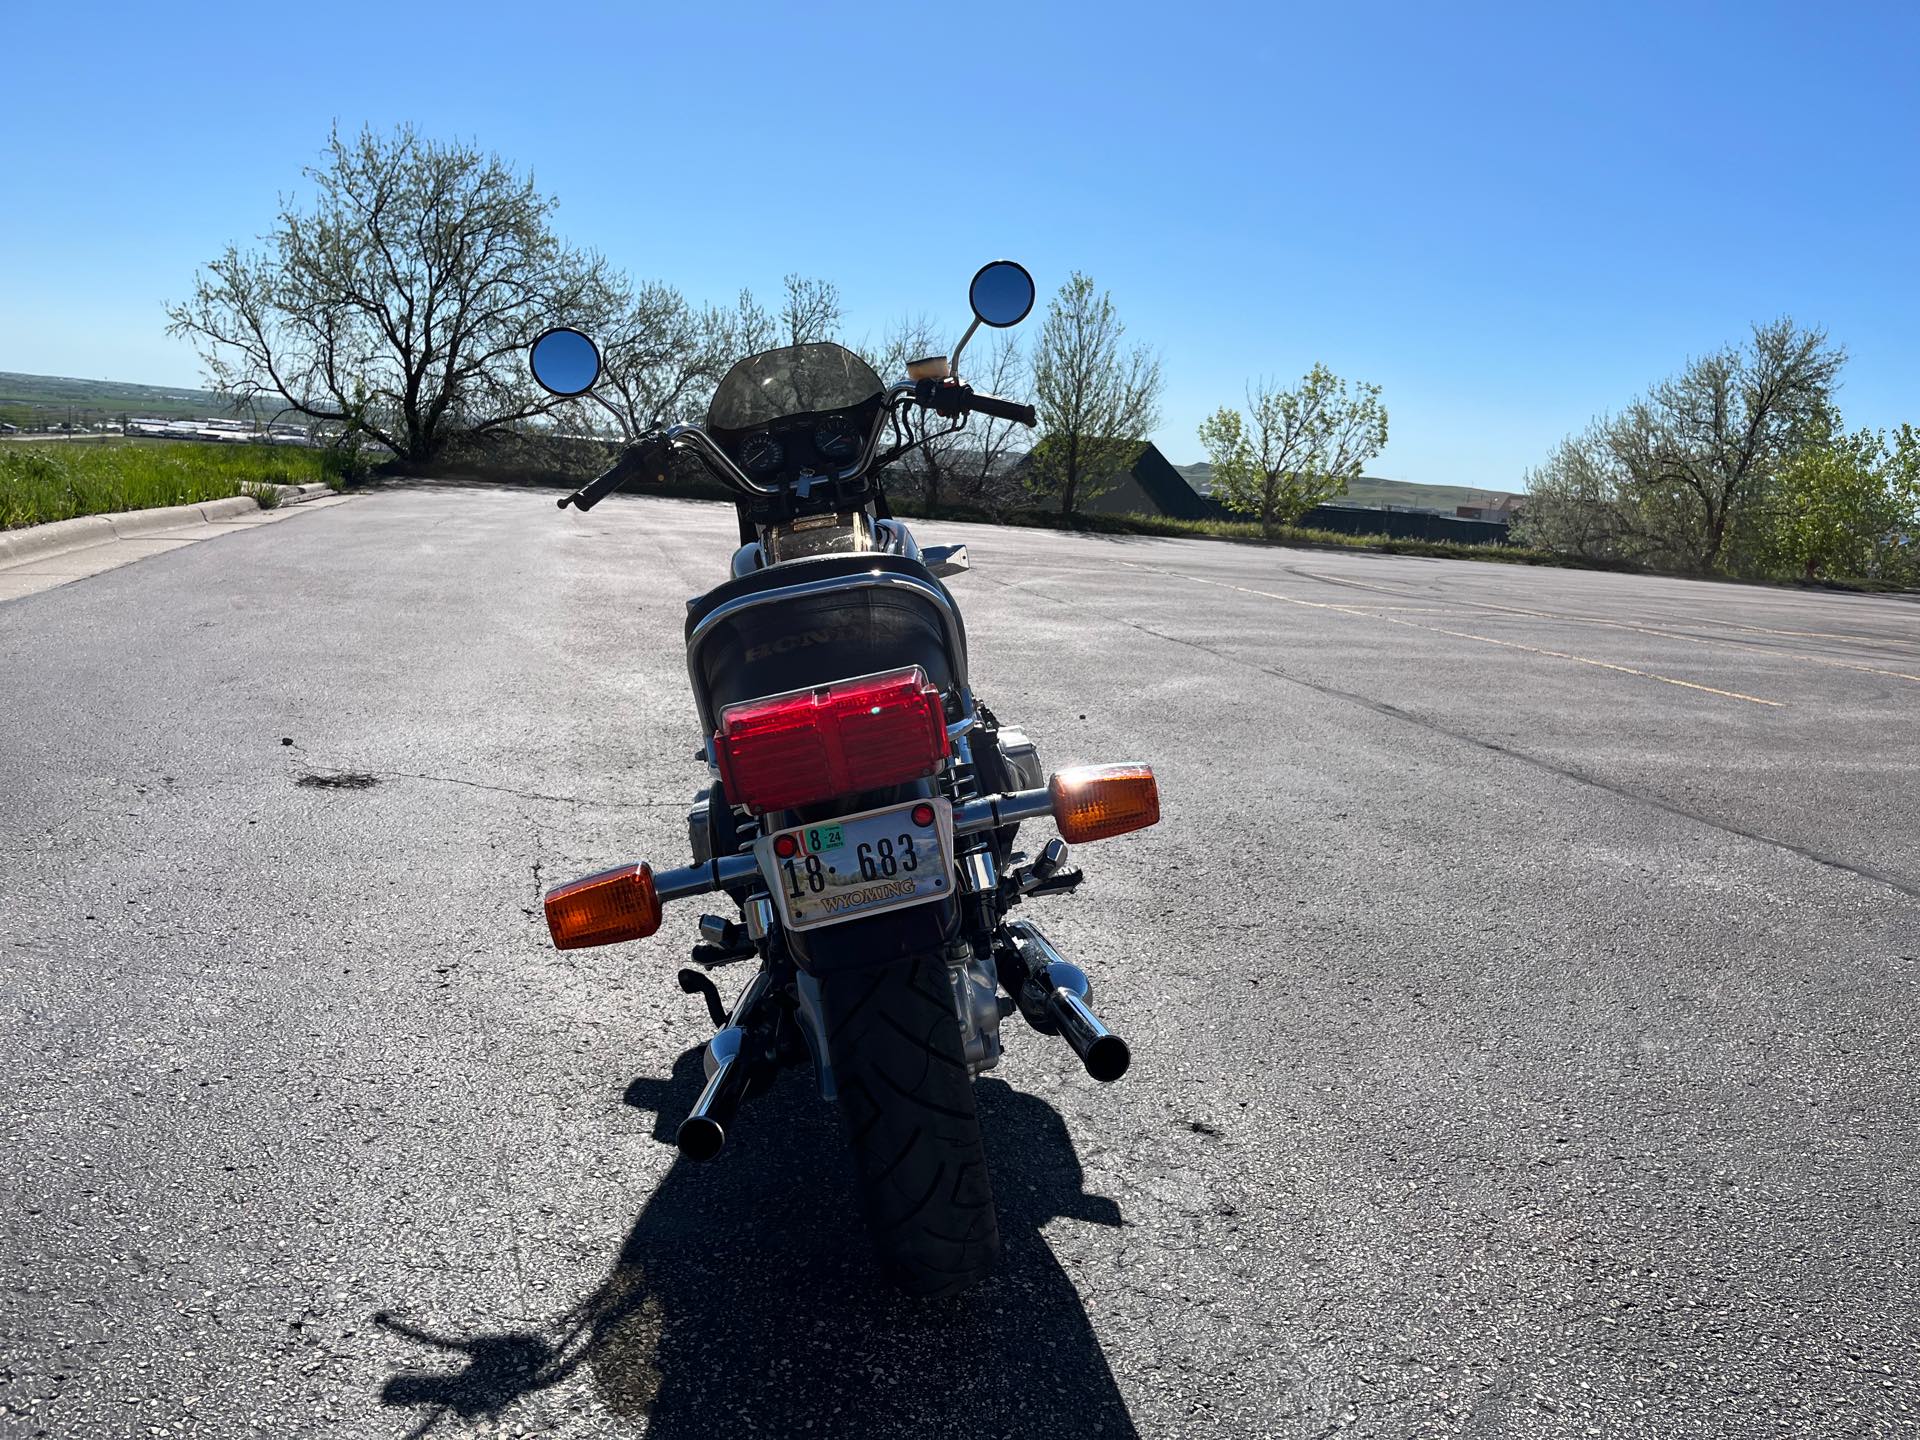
[707,343,883,430]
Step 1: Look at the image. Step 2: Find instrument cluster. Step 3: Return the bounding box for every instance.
[731,408,871,483]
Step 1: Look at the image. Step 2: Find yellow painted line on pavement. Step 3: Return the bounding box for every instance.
[1122,564,1787,709]
[1341,606,1788,707]
[1276,569,1920,685]
[1441,596,1920,685]
[1303,602,1456,613]
[1661,616,1920,650]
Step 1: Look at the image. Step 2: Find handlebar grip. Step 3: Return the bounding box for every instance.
[560,460,630,512]
[966,391,1038,427]
[558,435,670,510]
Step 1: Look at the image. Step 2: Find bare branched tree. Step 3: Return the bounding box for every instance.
[1512,427,1624,559]
[861,312,947,499]
[862,317,1028,516]
[779,274,843,348]
[942,331,1032,516]
[167,125,619,466]
[1522,319,1844,572]
[1623,319,1843,571]
[730,289,779,358]
[1028,272,1163,516]
[592,281,761,439]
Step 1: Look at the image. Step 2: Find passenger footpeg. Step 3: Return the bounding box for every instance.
[691,915,757,969]
[1003,920,1132,1083]
[1006,840,1084,901]
[689,942,755,969]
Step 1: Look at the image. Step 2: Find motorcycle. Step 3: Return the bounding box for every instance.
[524,261,1159,1297]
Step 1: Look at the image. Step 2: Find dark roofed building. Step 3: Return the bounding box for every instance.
[1079,442,1228,520]
[1012,441,1228,520]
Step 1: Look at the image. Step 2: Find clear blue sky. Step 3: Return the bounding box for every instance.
[4,1,1916,488]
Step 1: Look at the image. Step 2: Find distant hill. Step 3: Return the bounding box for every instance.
[0,371,242,428]
[1174,461,1519,514]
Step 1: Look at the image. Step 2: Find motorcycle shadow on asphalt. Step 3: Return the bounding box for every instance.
[376,1045,1139,1438]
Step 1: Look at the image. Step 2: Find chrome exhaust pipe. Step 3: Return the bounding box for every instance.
[677,971,772,1161]
[678,1027,747,1161]
[1005,921,1132,1083]
[1045,965,1132,1083]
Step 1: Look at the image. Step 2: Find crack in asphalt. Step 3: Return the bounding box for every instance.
[372,770,686,811]
[278,737,682,811]
[290,763,683,811]
[1284,671,1920,903]
[977,569,1920,902]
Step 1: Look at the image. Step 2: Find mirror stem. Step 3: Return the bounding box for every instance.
[585,390,626,425]
[948,316,982,383]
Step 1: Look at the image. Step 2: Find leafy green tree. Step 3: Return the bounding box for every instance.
[1748,423,1894,579]
[1511,427,1623,558]
[168,124,618,466]
[1029,272,1163,517]
[1197,365,1389,536]
[1886,423,1920,580]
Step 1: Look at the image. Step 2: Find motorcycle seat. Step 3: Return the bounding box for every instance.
[683,553,968,732]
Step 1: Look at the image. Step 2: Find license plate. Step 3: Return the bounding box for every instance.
[755,798,954,932]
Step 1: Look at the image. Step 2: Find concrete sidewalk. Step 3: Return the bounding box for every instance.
[0,484,349,601]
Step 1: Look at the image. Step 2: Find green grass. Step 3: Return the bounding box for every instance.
[1,442,343,529]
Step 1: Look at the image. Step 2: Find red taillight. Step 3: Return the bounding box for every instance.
[716,667,950,814]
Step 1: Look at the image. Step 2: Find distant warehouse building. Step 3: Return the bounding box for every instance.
[1456,495,1524,523]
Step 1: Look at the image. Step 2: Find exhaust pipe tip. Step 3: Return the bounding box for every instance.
[1083,1034,1131,1083]
[677,1114,727,1162]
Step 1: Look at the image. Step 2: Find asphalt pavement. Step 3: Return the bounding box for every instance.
[3,484,1917,1438]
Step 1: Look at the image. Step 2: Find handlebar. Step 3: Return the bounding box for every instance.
[913,379,1037,428]
[962,390,1038,427]
[557,383,1038,514]
[558,427,760,510]
[559,442,653,510]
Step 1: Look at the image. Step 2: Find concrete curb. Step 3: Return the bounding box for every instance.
[0,484,338,568]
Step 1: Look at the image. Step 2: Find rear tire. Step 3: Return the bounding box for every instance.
[820,949,1000,1296]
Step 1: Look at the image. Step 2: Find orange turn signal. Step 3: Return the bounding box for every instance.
[544,863,662,950]
[1048,764,1160,844]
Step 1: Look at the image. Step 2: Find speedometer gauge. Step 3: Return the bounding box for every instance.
[813,415,861,463]
[741,433,784,474]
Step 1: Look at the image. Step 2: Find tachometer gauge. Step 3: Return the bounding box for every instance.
[741,433,784,474]
[813,415,862,463]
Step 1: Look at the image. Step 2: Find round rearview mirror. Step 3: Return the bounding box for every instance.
[529,326,602,397]
[968,260,1036,329]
